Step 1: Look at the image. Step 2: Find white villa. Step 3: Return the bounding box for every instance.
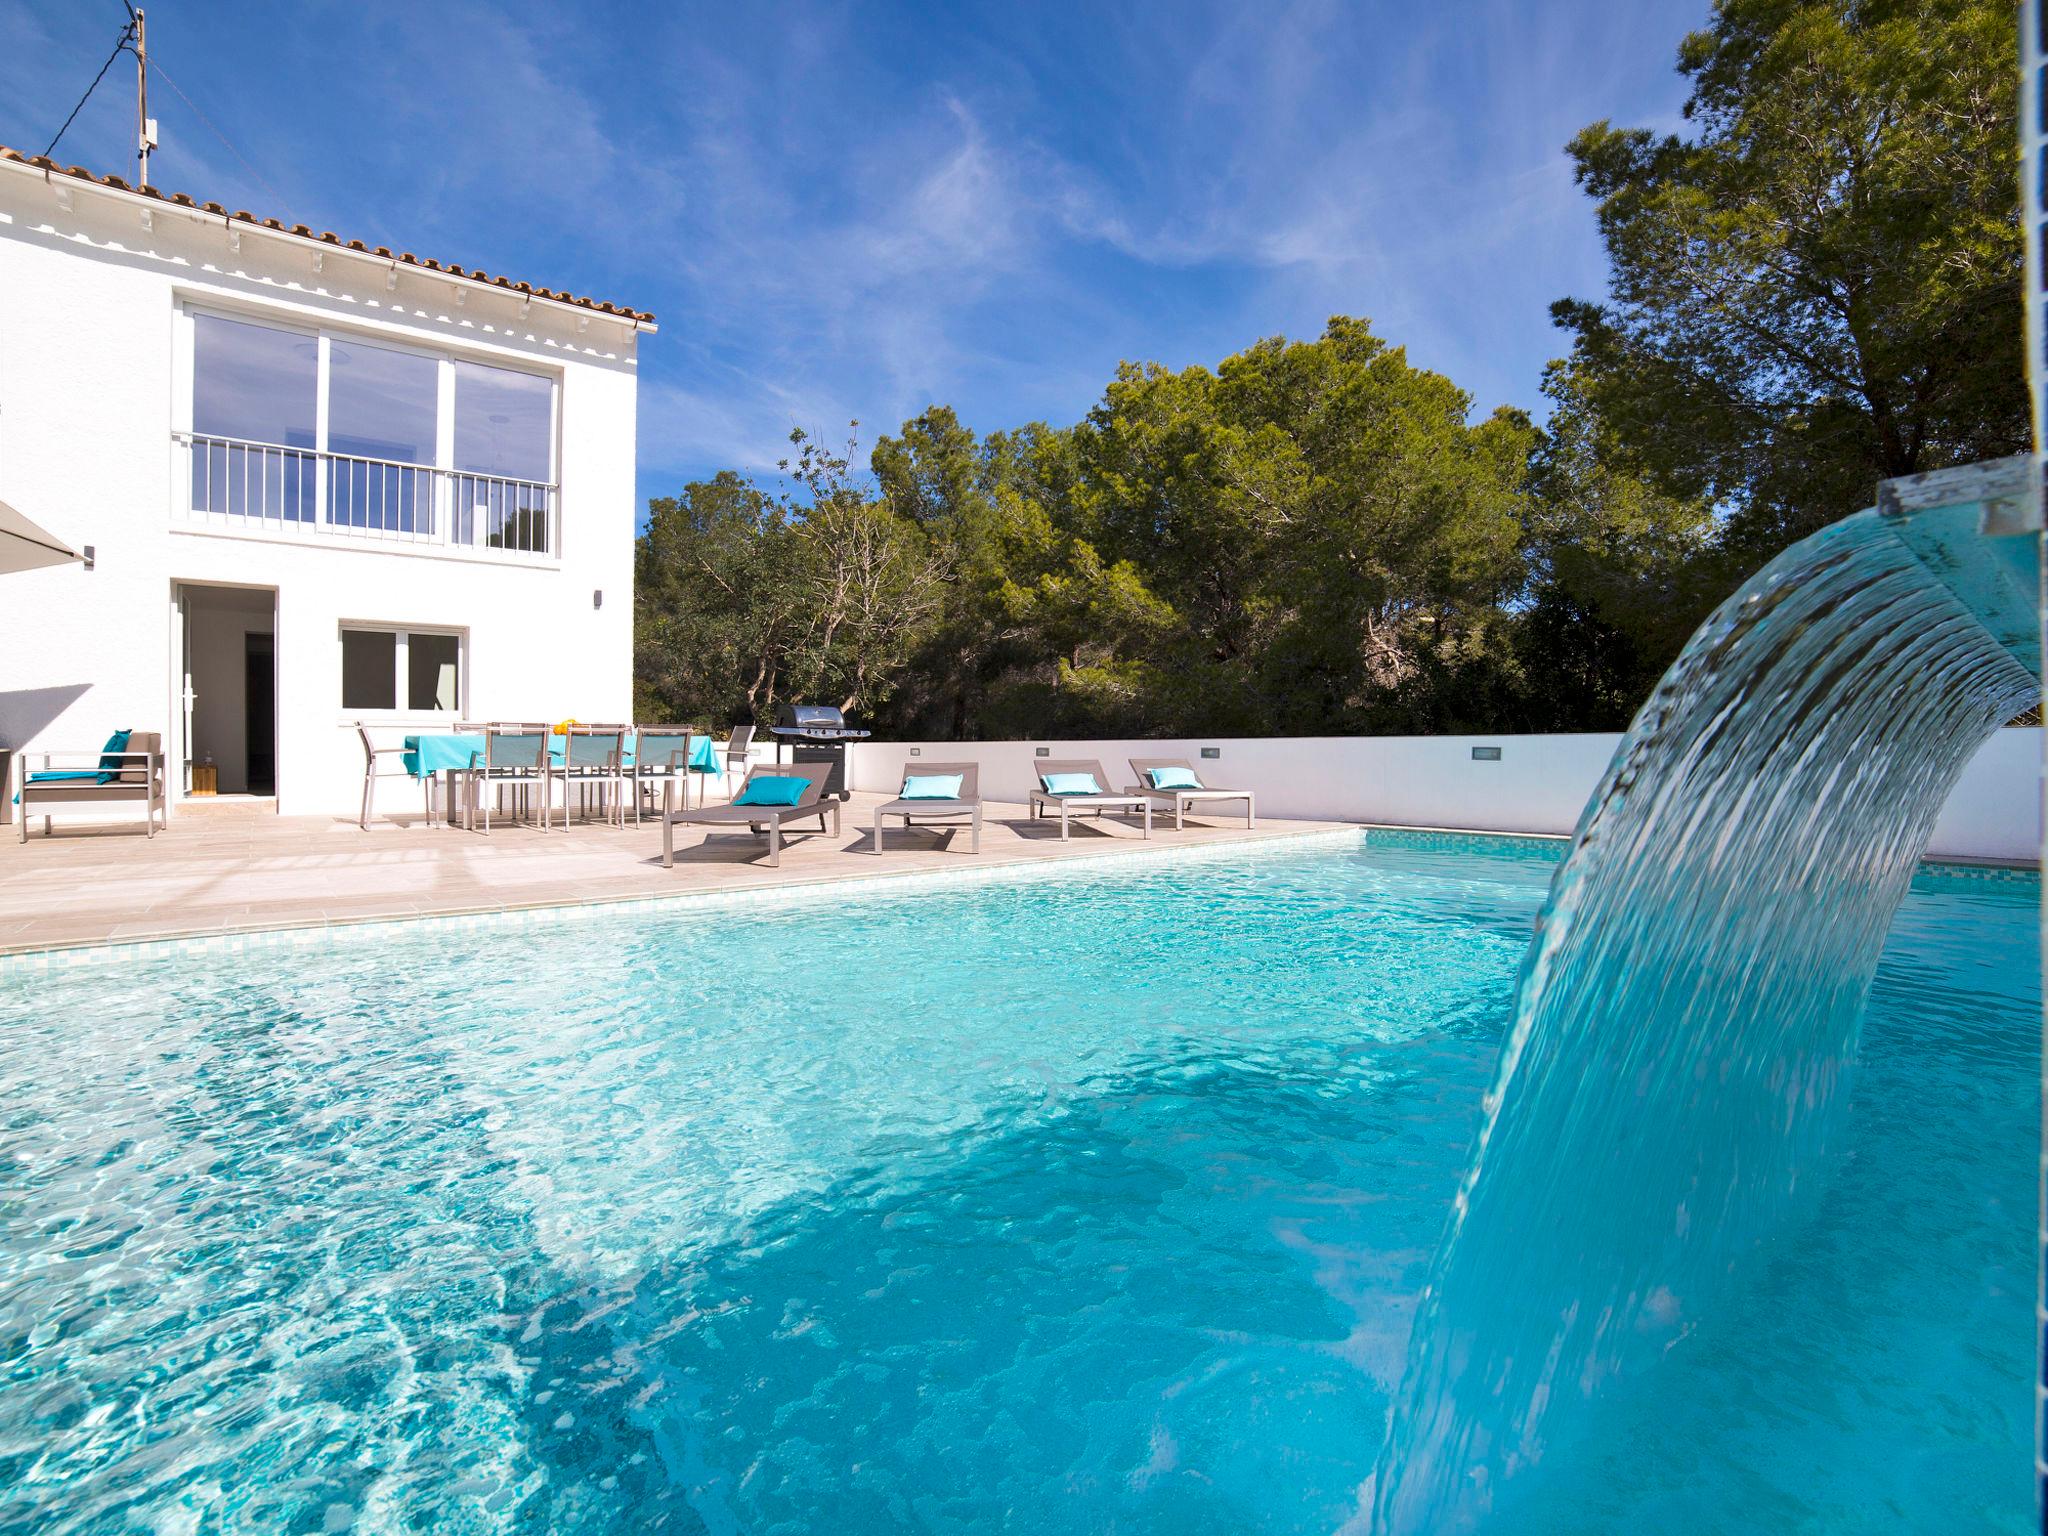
[0,146,649,818]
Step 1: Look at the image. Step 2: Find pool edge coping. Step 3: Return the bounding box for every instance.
[2,821,2029,972]
[0,825,1368,972]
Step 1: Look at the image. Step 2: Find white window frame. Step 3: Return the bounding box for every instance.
[339,622,468,724]
[172,299,561,550]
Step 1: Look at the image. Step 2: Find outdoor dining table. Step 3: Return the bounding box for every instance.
[403,732,722,825]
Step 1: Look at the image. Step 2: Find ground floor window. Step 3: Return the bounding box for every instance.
[341,625,464,715]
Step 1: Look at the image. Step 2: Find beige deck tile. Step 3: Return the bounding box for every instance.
[0,793,1352,957]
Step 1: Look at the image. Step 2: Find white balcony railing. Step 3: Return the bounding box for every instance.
[175,432,560,560]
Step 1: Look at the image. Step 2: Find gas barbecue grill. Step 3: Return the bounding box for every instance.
[769,703,871,799]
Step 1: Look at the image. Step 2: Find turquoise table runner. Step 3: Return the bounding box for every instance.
[403,733,721,780]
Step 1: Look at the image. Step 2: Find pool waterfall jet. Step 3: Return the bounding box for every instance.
[1367,458,2043,1533]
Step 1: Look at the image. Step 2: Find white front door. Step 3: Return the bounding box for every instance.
[171,583,195,798]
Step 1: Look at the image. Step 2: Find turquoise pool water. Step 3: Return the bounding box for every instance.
[0,833,2034,1534]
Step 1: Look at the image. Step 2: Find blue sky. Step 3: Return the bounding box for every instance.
[0,0,1705,513]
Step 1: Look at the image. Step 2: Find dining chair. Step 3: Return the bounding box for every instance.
[721,723,755,798]
[356,723,427,830]
[469,725,552,833]
[560,725,628,827]
[629,725,705,825]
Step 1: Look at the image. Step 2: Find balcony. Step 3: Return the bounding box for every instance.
[173,432,559,560]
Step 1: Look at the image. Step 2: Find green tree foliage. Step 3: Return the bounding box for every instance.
[636,0,2022,739]
[634,470,797,725]
[1064,318,1535,735]
[1513,360,1716,729]
[1554,0,2024,568]
[633,430,945,725]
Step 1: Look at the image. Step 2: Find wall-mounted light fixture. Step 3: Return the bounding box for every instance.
[1035,746,1050,757]
[909,747,922,756]
[1471,745,1502,761]
[1200,746,1220,759]
[592,589,603,610]
[82,545,95,571]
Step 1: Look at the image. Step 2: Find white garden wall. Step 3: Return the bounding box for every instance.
[850,728,2043,863]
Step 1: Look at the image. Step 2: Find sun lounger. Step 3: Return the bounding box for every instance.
[870,761,982,855]
[661,762,839,868]
[1126,756,1256,831]
[1027,757,1152,840]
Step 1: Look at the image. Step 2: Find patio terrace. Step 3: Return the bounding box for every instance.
[0,793,1345,958]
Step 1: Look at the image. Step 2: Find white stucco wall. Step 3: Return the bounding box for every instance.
[849,728,2043,863]
[0,161,643,816]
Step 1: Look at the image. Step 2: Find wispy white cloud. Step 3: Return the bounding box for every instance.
[0,0,1709,499]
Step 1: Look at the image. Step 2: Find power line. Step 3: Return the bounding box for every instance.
[43,6,295,220]
[41,18,136,161]
[141,49,295,220]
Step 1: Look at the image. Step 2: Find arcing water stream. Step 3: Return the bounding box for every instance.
[1370,464,2042,1532]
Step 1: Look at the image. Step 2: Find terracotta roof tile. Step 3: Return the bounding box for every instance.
[0,145,656,326]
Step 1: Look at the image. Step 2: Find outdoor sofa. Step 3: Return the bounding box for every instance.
[17,730,168,842]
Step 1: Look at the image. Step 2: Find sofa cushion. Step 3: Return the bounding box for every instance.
[96,729,133,784]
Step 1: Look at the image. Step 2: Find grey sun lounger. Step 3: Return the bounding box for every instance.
[1027,758,1152,840]
[660,762,840,869]
[870,761,982,855]
[1126,757,1256,831]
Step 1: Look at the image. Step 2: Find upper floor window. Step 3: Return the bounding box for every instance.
[451,361,555,550]
[182,309,558,557]
[327,339,439,535]
[191,314,319,522]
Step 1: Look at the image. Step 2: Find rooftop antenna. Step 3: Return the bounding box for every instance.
[130,5,155,186]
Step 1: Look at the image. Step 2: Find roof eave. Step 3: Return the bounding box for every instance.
[0,150,658,334]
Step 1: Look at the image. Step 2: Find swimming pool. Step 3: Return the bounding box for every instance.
[0,833,2034,1533]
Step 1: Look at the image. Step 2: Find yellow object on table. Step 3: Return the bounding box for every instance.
[191,764,218,795]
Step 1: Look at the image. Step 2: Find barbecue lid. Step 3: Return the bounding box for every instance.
[777,702,847,728]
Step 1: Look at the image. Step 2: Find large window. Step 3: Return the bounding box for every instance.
[341,626,463,716]
[185,309,557,553]
[452,360,555,552]
[328,339,439,534]
[190,313,318,522]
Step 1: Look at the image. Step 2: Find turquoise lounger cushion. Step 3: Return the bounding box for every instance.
[901,773,964,801]
[733,774,809,808]
[1147,766,1203,790]
[13,768,101,805]
[1041,772,1100,796]
[97,729,133,784]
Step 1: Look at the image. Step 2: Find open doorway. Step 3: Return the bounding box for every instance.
[245,633,275,795]
[176,583,277,801]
